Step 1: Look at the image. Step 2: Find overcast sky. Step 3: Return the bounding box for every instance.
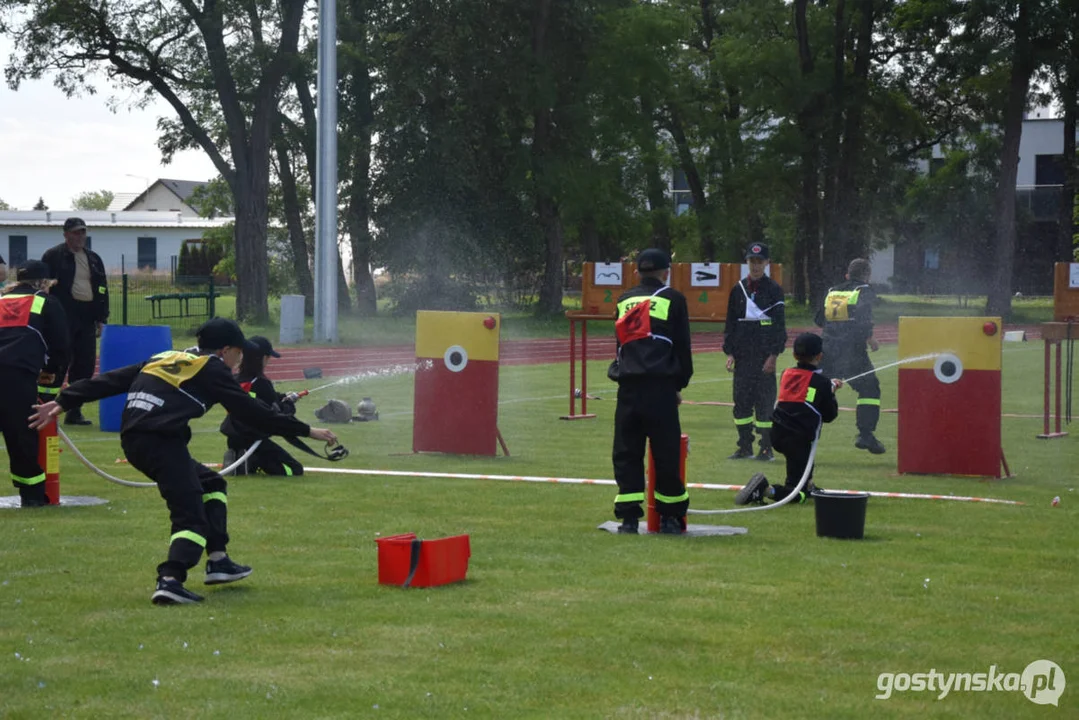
[0,37,219,211]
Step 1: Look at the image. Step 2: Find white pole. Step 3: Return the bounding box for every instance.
[313,0,338,342]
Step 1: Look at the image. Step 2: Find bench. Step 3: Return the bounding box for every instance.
[145,292,221,319]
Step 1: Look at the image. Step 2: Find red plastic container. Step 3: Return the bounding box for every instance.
[376,533,471,588]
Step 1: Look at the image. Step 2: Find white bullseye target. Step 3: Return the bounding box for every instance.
[933,353,963,384]
[444,345,468,373]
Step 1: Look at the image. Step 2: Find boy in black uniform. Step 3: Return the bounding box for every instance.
[723,243,786,461]
[735,333,842,505]
[609,248,693,535]
[29,318,339,605]
[815,258,885,454]
[221,335,305,476]
[0,261,69,507]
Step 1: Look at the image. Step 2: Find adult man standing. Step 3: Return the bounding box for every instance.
[41,217,109,425]
[722,243,787,461]
[609,248,693,535]
[816,258,885,453]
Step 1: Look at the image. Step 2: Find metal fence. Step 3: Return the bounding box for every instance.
[106,271,218,332]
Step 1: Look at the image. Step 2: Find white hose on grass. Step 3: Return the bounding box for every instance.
[55,424,261,488]
[686,436,819,516]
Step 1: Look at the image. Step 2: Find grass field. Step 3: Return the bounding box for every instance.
[1,342,1075,718]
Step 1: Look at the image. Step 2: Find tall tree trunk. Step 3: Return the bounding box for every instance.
[1060,72,1078,261]
[342,0,377,315]
[274,132,315,315]
[532,0,565,314]
[819,0,847,285]
[986,1,1034,317]
[667,107,715,259]
[831,0,874,272]
[580,215,601,261]
[794,0,824,305]
[640,94,672,253]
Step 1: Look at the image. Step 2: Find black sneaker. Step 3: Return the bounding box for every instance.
[658,516,684,535]
[64,410,92,427]
[205,556,253,585]
[855,434,887,454]
[151,578,204,605]
[727,448,755,460]
[617,517,639,535]
[755,448,775,462]
[735,473,769,505]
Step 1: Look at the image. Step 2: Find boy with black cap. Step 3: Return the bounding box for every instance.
[723,242,786,461]
[735,332,842,505]
[815,258,885,454]
[0,261,70,507]
[29,318,339,605]
[608,248,693,534]
[220,335,306,476]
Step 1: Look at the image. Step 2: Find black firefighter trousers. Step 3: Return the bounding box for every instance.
[1,369,47,505]
[122,432,230,583]
[612,378,688,520]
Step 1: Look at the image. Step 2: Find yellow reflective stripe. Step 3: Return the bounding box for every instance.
[38,386,59,395]
[806,387,817,403]
[202,492,227,504]
[615,492,645,503]
[248,391,257,399]
[616,295,671,321]
[283,465,293,477]
[30,296,45,314]
[857,398,881,406]
[760,320,772,326]
[734,416,754,426]
[97,286,107,295]
[754,421,773,429]
[12,472,45,485]
[655,491,689,504]
[170,530,207,547]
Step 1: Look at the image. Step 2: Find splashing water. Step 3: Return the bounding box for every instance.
[308,360,435,394]
[841,353,944,383]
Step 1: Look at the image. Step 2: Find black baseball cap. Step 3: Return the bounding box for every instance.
[793,332,823,357]
[196,318,246,351]
[246,335,281,358]
[745,242,769,260]
[636,248,671,271]
[16,260,53,281]
[63,217,87,232]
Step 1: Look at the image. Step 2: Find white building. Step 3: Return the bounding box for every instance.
[106,178,209,217]
[0,210,233,273]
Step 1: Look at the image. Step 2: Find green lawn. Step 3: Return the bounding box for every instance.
[1,343,1074,718]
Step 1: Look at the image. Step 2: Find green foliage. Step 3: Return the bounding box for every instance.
[31,196,47,210]
[0,196,12,210]
[71,189,114,211]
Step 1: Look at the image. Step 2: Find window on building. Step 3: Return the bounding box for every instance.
[1035,154,1065,186]
[924,248,940,270]
[8,235,27,267]
[137,237,157,270]
[929,157,947,176]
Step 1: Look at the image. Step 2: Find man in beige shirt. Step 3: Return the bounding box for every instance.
[41,218,110,426]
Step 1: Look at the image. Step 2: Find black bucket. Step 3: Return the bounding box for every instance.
[811,491,869,539]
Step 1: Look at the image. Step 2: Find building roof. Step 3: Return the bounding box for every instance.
[0,210,233,229]
[120,178,209,212]
[107,192,140,212]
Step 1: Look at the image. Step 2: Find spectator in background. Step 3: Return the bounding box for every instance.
[0,252,7,282]
[41,217,109,425]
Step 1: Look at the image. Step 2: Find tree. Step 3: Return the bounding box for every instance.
[32,197,47,210]
[0,197,10,210]
[3,0,306,322]
[72,189,114,211]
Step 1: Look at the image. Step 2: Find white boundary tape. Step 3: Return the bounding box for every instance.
[303,466,1024,505]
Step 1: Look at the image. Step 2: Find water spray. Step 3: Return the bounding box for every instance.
[306,361,434,395]
[840,352,943,384]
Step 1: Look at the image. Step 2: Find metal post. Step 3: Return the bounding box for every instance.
[122,274,129,326]
[313,0,339,343]
[208,275,216,318]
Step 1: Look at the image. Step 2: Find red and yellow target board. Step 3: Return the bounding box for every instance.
[897,317,1004,477]
[413,311,501,456]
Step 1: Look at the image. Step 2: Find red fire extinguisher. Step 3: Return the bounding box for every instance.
[38,421,60,505]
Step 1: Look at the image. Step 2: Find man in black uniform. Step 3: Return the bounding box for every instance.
[723,243,786,461]
[816,258,885,454]
[0,261,69,507]
[609,248,693,535]
[41,217,110,426]
[29,318,339,605]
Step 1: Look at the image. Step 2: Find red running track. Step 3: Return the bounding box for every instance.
[257,323,1044,382]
